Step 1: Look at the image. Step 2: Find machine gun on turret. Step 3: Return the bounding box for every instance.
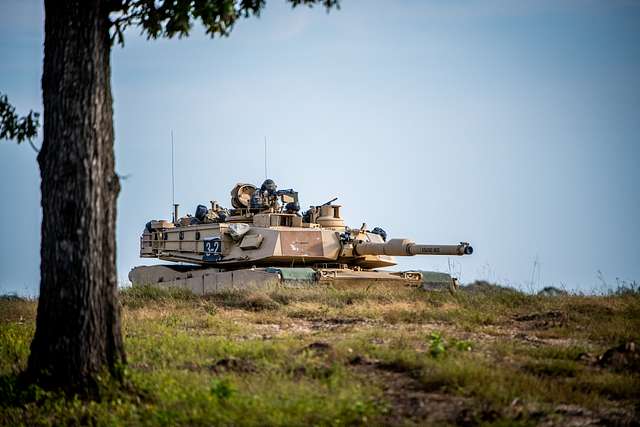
[303,197,339,224]
[321,197,338,206]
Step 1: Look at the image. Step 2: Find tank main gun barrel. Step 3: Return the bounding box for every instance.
[354,239,473,257]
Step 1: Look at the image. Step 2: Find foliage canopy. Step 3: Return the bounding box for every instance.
[109,0,339,45]
[0,93,39,144]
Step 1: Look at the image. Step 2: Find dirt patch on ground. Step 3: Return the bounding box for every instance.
[514,310,568,329]
[348,353,638,426]
[175,358,258,374]
[537,403,637,427]
[309,317,370,330]
[348,355,497,425]
[597,341,640,373]
[210,357,257,374]
[300,341,333,353]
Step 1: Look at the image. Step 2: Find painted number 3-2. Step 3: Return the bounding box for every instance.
[203,237,222,261]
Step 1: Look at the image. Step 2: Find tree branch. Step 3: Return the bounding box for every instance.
[0,92,40,144]
[28,138,41,153]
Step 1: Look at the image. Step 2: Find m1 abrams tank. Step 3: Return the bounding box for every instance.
[129,179,473,294]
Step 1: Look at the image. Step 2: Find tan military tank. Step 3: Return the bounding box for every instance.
[129,179,473,294]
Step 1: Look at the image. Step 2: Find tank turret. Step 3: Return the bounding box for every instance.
[131,179,473,292]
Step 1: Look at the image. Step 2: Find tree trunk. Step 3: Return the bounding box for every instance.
[27,0,125,393]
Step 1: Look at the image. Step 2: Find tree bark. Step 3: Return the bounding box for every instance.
[27,0,125,393]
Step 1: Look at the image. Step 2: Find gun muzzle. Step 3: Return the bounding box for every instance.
[354,239,473,257]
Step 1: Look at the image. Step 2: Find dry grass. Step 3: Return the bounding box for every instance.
[1,283,639,426]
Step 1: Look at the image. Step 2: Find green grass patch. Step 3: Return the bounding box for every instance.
[1,284,639,426]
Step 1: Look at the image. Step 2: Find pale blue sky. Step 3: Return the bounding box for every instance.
[1,0,639,295]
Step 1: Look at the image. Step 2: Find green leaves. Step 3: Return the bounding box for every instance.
[428,332,473,358]
[210,378,234,401]
[428,331,446,358]
[289,0,339,9]
[109,0,340,46]
[0,93,39,145]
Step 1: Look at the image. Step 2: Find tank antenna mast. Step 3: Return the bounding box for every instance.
[264,136,268,180]
[171,130,177,222]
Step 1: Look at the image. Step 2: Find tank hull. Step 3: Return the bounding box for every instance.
[128,265,434,294]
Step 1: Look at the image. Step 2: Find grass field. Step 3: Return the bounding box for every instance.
[1,282,639,426]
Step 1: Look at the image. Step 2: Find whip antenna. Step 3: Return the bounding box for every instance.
[171,130,176,222]
[264,136,267,180]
